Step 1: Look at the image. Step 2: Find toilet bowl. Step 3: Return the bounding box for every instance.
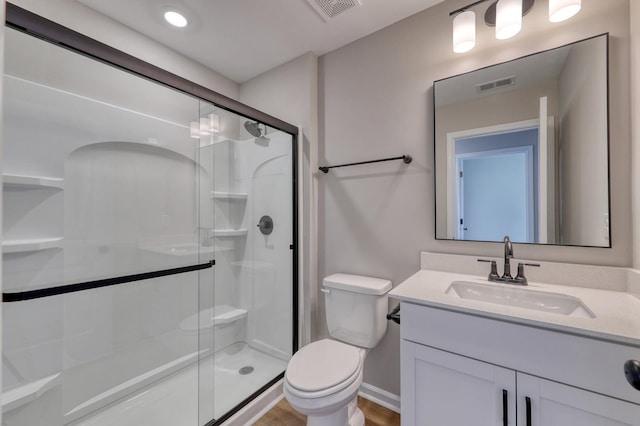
[284,339,366,426]
[284,274,391,426]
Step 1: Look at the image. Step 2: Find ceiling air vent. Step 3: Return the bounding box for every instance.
[306,0,362,21]
[476,76,516,94]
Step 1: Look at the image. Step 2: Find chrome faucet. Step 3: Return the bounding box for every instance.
[503,236,513,279]
[477,235,540,285]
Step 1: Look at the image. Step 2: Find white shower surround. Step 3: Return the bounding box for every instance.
[234,133,294,361]
[3,31,295,425]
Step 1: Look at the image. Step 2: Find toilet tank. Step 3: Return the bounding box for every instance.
[323,273,392,348]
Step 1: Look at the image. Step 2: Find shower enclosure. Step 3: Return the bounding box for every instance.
[1,5,298,426]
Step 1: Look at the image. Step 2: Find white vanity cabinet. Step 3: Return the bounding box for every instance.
[402,341,516,425]
[399,302,640,426]
[517,373,638,426]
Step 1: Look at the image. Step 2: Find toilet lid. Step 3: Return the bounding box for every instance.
[286,339,361,392]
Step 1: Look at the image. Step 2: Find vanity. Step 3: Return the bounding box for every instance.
[390,253,640,426]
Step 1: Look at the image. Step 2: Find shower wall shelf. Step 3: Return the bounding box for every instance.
[3,174,64,190]
[2,237,63,253]
[211,191,248,200]
[179,305,248,331]
[213,229,248,237]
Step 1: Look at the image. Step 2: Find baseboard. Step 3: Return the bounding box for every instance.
[221,379,284,425]
[358,382,401,414]
[220,379,400,424]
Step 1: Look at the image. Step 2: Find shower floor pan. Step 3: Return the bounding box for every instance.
[69,343,287,426]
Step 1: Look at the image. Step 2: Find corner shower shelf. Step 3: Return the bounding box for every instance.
[213,229,248,237]
[211,191,248,200]
[3,174,64,190]
[2,237,63,253]
[179,305,248,332]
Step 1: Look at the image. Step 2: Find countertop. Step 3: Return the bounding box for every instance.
[390,269,640,347]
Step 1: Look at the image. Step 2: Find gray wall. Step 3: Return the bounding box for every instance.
[558,38,609,247]
[319,0,630,396]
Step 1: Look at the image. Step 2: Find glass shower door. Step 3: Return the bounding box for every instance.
[197,101,295,424]
[2,11,297,426]
[2,26,204,426]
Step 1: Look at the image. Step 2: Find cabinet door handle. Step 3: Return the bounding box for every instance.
[525,396,532,426]
[502,390,508,426]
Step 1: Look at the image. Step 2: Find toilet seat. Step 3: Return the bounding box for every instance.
[285,339,362,399]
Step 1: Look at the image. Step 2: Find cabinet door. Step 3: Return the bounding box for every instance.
[401,340,516,425]
[517,373,640,426]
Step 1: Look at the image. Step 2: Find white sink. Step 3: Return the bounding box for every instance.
[446,281,596,318]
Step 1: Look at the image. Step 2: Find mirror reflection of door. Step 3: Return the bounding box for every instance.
[454,127,538,243]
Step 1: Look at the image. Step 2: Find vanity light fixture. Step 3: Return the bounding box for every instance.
[164,10,188,28]
[549,0,581,22]
[453,10,476,53]
[495,0,522,40]
[451,0,580,53]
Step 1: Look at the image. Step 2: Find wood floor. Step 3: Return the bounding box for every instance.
[254,396,400,426]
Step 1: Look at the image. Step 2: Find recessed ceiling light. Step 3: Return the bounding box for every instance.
[164,10,188,28]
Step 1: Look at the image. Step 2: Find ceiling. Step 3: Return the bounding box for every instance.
[77,0,446,83]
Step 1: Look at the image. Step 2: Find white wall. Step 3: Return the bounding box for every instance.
[9,0,239,100]
[319,0,631,396]
[239,52,319,345]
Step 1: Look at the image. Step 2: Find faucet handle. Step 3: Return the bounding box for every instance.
[478,259,500,281]
[514,262,540,285]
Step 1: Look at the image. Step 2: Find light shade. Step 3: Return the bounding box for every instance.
[549,0,581,23]
[496,0,522,40]
[453,11,476,53]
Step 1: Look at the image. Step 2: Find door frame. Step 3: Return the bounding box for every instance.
[446,118,542,240]
[456,145,534,241]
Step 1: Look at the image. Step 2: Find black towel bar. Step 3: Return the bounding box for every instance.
[319,155,412,174]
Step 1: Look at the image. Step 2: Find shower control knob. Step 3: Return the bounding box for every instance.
[257,215,274,235]
[624,360,640,391]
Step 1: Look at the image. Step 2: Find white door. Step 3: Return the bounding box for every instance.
[457,147,534,242]
[517,373,640,426]
[401,341,516,425]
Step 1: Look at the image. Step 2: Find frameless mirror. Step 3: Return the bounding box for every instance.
[434,34,610,247]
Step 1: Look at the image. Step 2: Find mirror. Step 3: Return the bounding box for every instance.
[434,34,610,247]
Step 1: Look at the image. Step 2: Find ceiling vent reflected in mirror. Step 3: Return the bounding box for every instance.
[305,0,362,21]
[476,75,516,94]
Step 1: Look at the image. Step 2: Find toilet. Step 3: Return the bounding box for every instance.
[284,273,392,426]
